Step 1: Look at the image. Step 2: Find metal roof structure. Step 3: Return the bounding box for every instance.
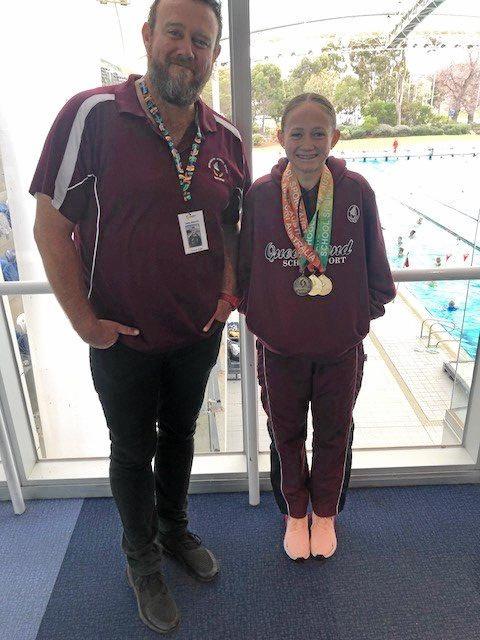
[247,0,480,39]
[386,0,448,47]
[88,1,480,74]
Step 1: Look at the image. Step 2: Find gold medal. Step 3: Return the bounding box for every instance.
[317,274,333,296]
[307,274,322,296]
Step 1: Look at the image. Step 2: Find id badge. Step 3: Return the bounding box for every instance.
[178,210,209,254]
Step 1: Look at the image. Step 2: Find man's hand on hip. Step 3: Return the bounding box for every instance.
[203,299,233,333]
[77,318,140,349]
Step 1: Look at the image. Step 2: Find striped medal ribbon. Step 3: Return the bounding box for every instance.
[281,162,334,296]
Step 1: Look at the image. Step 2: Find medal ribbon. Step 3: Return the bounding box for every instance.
[140,80,202,202]
[281,162,334,273]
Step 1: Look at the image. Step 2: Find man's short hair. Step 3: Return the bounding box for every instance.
[147,0,222,46]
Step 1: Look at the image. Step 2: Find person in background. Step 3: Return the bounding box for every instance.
[238,93,395,562]
[447,300,458,311]
[392,138,399,153]
[0,249,19,281]
[0,203,12,239]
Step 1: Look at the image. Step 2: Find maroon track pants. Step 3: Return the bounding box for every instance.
[257,342,363,518]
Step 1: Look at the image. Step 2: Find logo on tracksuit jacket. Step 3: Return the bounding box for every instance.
[264,239,355,267]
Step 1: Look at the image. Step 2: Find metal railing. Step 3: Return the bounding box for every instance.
[0,399,25,514]
[2,266,478,299]
[420,317,456,339]
[340,149,479,162]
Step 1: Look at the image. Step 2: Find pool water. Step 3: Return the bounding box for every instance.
[356,156,480,359]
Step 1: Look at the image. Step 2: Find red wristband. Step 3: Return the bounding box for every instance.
[220,292,240,309]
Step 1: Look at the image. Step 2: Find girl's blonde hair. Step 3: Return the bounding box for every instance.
[281,93,337,131]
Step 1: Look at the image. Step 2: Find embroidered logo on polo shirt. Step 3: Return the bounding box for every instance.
[208,157,229,182]
[347,204,360,223]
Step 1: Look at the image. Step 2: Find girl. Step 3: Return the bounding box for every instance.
[238,94,395,561]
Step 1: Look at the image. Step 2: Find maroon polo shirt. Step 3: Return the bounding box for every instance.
[30,75,250,352]
[238,157,396,361]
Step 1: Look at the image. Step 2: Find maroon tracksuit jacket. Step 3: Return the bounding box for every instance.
[238,156,395,517]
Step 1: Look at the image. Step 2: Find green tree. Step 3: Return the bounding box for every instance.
[251,63,285,130]
[363,100,397,126]
[361,115,379,132]
[349,37,408,124]
[286,48,346,100]
[202,67,232,120]
[287,57,323,99]
[401,101,434,125]
[303,68,337,102]
[334,76,366,116]
[217,68,233,120]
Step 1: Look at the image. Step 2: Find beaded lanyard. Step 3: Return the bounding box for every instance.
[140,80,202,202]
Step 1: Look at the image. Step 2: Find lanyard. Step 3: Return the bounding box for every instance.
[140,81,202,203]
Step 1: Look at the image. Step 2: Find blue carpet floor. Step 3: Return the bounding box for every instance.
[33,486,480,640]
[0,498,84,640]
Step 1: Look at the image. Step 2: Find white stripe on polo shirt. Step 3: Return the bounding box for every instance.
[52,93,115,209]
[213,114,242,141]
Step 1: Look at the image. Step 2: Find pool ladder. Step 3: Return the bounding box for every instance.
[420,317,456,348]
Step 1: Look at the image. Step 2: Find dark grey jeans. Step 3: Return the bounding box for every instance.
[90,328,222,575]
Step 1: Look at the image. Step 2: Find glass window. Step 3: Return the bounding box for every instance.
[248,1,480,453]
[0,0,242,461]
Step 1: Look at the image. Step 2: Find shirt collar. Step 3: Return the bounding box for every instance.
[115,74,145,118]
[196,99,217,134]
[116,74,217,135]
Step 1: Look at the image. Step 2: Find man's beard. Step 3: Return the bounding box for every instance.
[148,57,211,107]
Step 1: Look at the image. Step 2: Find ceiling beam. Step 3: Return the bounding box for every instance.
[386,0,447,48]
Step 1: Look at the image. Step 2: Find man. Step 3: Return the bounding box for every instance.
[30,0,249,633]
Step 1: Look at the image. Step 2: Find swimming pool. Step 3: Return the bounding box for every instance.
[355,156,480,359]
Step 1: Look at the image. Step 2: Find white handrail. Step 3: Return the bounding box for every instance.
[229,0,259,507]
[0,281,52,295]
[0,400,26,514]
[1,266,480,296]
[392,266,480,282]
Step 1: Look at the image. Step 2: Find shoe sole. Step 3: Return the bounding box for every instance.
[312,541,337,562]
[162,547,219,583]
[126,568,180,635]
[283,541,310,562]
